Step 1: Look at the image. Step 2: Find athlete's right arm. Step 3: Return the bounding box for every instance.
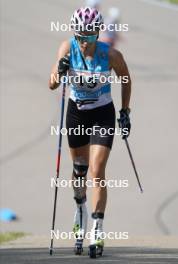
[48,40,70,90]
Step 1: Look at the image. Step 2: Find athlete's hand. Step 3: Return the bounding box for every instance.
[117,108,131,139]
[58,54,70,74]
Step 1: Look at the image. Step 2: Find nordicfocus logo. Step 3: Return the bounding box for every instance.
[50,73,129,85]
[50,230,129,240]
[50,22,129,32]
[50,125,129,137]
[50,178,129,189]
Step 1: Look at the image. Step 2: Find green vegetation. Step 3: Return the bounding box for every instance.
[161,0,178,4]
[168,0,178,4]
[0,232,25,244]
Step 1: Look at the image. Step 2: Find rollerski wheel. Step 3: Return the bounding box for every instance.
[88,241,104,258]
[88,245,97,258]
[74,239,83,255]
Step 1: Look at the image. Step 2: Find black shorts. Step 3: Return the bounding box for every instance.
[66,99,116,149]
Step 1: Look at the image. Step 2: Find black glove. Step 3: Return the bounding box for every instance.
[58,54,70,74]
[117,108,131,139]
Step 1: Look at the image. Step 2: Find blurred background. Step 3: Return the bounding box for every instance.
[0,0,178,246]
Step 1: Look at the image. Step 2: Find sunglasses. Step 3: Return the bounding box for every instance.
[75,33,98,43]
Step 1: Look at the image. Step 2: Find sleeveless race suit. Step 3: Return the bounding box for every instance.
[66,37,116,149]
[68,37,112,110]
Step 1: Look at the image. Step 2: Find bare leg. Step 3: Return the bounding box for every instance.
[89,145,111,213]
[69,144,89,201]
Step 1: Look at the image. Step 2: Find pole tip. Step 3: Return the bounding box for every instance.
[140,188,144,193]
[49,248,53,255]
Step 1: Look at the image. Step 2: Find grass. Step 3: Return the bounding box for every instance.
[166,0,178,4]
[160,0,178,4]
[169,0,178,4]
[0,232,25,244]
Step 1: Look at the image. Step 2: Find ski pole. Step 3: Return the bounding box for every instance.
[124,138,143,193]
[49,81,66,255]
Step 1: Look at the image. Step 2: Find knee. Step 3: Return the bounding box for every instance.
[89,163,105,180]
[73,156,88,178]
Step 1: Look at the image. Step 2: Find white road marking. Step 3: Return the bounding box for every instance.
[140,0,178,11]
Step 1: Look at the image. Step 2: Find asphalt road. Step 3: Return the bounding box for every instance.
[0,0,178,254]
[1,247,178,264]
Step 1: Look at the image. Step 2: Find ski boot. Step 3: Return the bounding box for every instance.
[88,214,104,258]
[73,203,88,255]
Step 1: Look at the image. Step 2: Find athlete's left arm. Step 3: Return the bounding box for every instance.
[109,48,131,109]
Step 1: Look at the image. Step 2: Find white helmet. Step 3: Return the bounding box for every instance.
[70,7,104,31]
